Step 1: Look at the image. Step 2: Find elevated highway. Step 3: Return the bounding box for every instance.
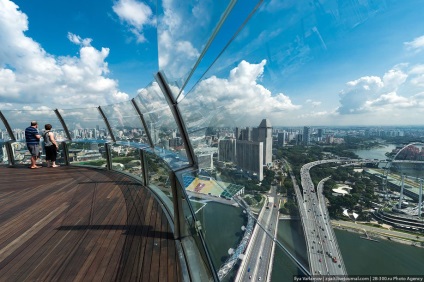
[295,159,366,275]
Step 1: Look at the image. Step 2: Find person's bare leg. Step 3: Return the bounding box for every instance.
[30,156,38,168]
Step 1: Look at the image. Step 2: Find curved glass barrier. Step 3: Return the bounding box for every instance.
[0,109,67,142]
[133,82,189,169]
[100,101,149,145]
[110,143,144,180]
[58,108,110,141]
[145,150,172,198]
[156,0,234,98]
[67,141,107,168]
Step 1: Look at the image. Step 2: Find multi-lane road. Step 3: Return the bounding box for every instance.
[237,158,360,280]
[300,160,347,275]
[237,186,280,281]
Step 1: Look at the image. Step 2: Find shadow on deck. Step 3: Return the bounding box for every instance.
[0,165,181,281]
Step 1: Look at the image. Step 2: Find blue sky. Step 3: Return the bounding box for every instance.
[1,0,424,127]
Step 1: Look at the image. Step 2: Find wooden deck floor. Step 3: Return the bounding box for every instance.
[0,165,181,282]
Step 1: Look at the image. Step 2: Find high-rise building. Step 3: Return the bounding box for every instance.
[240,127,252,141]
[303,126,311,145]
[235,127,241,140]
[236,140,263,181]
[317,129,324,138]
[258,119,272,165]
[278,132,286,146]
[218,138,237,163]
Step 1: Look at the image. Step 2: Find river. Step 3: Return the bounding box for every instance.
[272,220,424,280]
[352,143,397,160]
[194,201,246,280]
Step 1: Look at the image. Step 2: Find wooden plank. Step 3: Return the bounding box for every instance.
[159,212,169,282]
[69,187,125,281]
[0,165,181,282]
[46,183,122,281]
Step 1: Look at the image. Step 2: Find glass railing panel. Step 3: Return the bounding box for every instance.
[67,141,107,168]
[156,0,236,98]
[100,101,150,145]
[145,150,173,199]
[178,169,249,279]
[133,82,189,169]
[1,109,68,142]
[7,141,66,167]
[0,142,7,165]
[57,107,110,141]
[173,0,263,103]
[110,143,144,183]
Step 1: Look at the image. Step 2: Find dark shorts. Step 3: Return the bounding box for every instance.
[45,145,57,161]
[27,144,40,158]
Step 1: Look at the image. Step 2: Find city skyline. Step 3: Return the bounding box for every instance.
[1,1,424,127]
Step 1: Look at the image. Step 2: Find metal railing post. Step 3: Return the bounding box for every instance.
[154,71,196,166]
[169,170,187,239]
[98,106,116,143]
[54,109,72,141]
[5,141,15,167]
[0,111,16,142]
[105,143,112,170]
[131,99,154,148]
[61,141,70,165]
[140,149,149,187]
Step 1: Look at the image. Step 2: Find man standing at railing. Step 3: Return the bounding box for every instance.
[25,121,41,169]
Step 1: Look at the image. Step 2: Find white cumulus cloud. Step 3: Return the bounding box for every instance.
[0,0,129,109]
[338,64,424,115]
[180,60,300,126]
[404,35,424,52]
[112,0,155,43]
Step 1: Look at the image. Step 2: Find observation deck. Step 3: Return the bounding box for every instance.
[0,165,182,281]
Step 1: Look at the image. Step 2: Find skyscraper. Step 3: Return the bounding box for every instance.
[218,138,237,163]
[303,126,311,145]
[236,140,263,181]
[258,119,272,165]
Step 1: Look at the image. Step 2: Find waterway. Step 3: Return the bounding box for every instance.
[194,201,246,279]
[352,143,397,160]
[272,220,424,280]
[354,143,424,180]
